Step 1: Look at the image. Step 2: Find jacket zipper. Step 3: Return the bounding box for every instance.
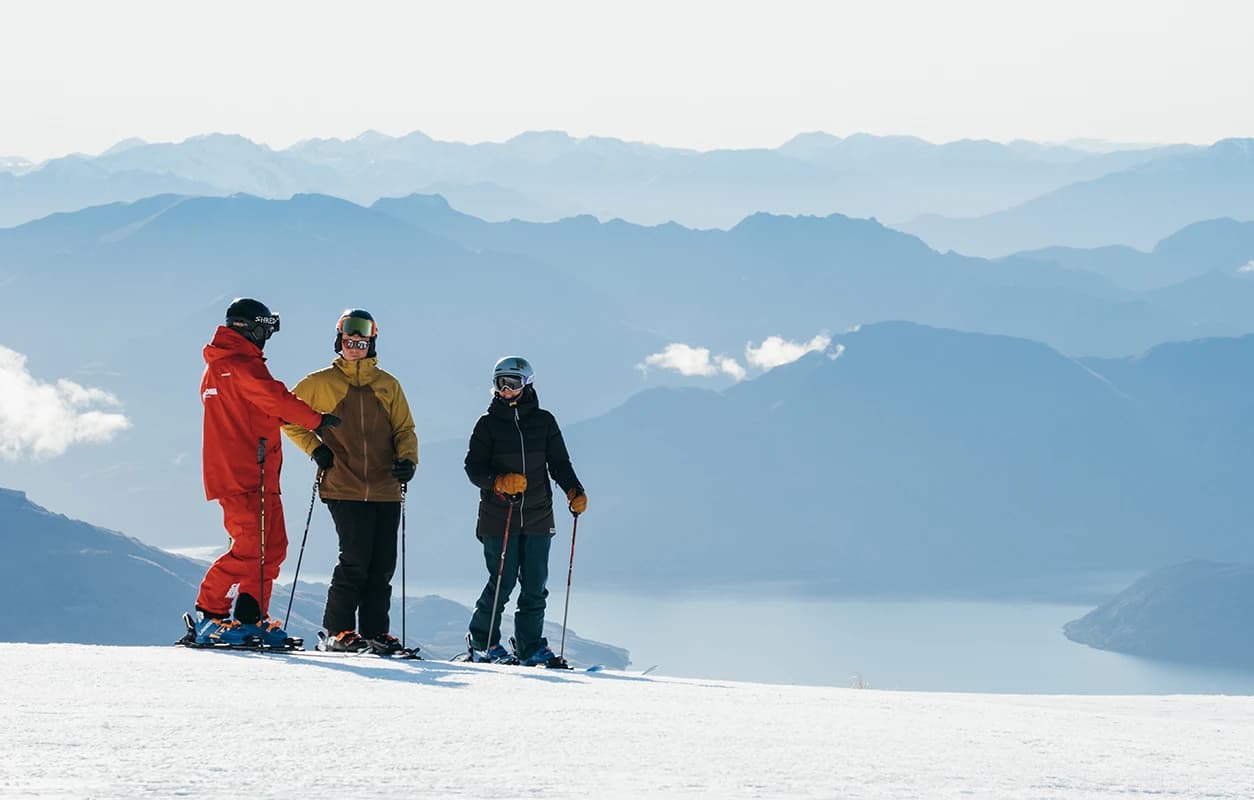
[359,361,369,502]
[513,406,526,531]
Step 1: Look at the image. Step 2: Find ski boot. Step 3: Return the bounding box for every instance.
[366,633,421,659]
[516,640,571,669]
[316,630,370,653]
[463,633,517,664]
[188,612,255,647]
[249,617,303,649]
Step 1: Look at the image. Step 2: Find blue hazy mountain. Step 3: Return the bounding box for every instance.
[285,130,1182,225]
[4,194,1253,596]
[0,485,229,644]
[1,130,1186,229]
[0,486,628,665]
[0,155,220,228]
[90,133,352,199]
[1064,561,1254,669]
[591,325,1245,592]
[372,194,1254,357]
[1013,219,1254,291]
[1080,334,1254,503]
[903,139,1254,255]
[403,323,1254,599]
[775,132,1184,220]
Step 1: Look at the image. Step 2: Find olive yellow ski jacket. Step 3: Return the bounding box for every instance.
[282,357,418,502]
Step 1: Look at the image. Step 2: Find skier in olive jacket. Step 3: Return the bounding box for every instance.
[282,309,418,654]
[463,356,586,667]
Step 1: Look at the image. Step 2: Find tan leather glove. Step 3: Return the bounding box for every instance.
[567,487,587,514]
[494,473,528,495]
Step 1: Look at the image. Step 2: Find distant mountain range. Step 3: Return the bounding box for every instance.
[903,139,1254,255]
[1012,218,1254,291]
[1064,561,1254,669]
[0,487,629,666]
[370,193,1254,357]
[0,130,1216,248]
[2,192,1253,577]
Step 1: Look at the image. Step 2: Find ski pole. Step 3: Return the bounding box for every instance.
[283,470,322,628]
[257,437,267,616]
[400,482,407,649]
[559,511,580,661]
[485,497,516,657]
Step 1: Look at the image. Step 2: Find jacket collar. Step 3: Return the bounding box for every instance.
[334,356,379,386]
[489,385,539,418]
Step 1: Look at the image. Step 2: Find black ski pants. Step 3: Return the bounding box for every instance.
[322,499,401,638]
[469,531,552,660]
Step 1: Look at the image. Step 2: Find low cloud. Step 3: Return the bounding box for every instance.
[745,333,832,370]
[0,345,131,460]
[639,343,745,379]
[716,356,747,381]
[640,331,831,382]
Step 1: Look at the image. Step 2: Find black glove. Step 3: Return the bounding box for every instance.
[315,413,341,434]
[312,445,334,470]
[391,458,416,484]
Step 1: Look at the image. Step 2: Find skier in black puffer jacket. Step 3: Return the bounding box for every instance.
[463,356,586,666]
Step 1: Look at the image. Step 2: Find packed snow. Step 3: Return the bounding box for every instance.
[1,643,1251,799]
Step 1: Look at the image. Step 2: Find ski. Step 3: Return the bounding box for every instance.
[450,642,590,671]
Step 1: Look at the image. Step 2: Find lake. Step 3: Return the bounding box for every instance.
[554,589,1254,694]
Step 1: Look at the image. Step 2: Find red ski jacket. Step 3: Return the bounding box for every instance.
[200,326,323,501]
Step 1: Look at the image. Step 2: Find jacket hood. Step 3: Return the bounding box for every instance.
[204,325,263,364]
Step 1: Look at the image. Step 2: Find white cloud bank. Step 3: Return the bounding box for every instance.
[745,333,832,370]
[639,332,831,381]
[638,343,746,379]
[0,345,130,460]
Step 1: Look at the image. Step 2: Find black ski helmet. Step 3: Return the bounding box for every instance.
[492,356,534,393]
[334,308,377,357]
[225,297,280,348]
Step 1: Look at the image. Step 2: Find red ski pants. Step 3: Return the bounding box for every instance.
[196,492,288,617]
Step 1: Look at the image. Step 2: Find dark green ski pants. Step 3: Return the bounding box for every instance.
[469,532,552,659]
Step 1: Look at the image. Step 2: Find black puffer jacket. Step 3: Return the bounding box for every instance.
[464,386,583,538]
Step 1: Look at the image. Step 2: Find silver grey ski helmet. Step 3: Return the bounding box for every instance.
[492,356,534,392]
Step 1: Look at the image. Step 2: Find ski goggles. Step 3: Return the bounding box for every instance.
[494,374,527,392]
[338,316,377,338]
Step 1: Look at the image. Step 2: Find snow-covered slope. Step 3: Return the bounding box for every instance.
[1,644,1249,798]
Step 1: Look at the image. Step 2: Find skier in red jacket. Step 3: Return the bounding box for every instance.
[193,298,339,646]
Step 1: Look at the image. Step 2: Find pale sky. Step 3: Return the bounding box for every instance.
[2,0,1251,162]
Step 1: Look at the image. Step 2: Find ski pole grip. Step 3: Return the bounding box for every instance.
[257,437,267,464]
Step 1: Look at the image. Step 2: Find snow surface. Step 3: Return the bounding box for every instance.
[1,644,1251,799]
